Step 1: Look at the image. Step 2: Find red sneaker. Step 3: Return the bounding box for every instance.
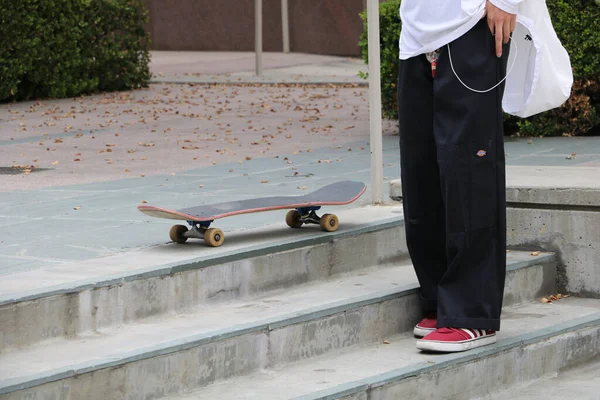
[416,327,497,352]
[413,313,437,338]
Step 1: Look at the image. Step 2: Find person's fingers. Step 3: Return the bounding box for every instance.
[503,20,510,44]
[495,22,503,57]
[486,10,495,35]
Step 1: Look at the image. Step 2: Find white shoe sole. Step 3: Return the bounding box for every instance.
[416,334,497,352]
[413,326,436,338]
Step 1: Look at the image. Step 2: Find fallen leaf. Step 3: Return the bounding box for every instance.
[383,340,390,344]
[74,206,81,210]
[541,297,550,303]
[199,185,205,188]
[141,200,147,204]
[531,251,541,256]
[125,169,131,172]
[261,180,269,183]
[52,161,59,165]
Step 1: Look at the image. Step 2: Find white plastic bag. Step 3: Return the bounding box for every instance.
[502,0,573,118]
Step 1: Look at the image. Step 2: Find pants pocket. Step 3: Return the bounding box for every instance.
[466,142,497,230]
[438,142,497,232]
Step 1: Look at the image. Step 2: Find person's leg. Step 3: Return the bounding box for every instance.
[397,54,447,319]
[432,18,510,332]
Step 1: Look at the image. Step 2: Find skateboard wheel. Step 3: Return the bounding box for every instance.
[204,228,224,247]
[285,210,303,228]
[170,225,189,244]
[320,214,339,232]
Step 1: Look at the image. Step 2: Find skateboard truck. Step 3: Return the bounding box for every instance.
[286,206,339,232]
[169,221,224,247]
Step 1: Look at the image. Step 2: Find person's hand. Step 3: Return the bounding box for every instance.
[484,1,517,58]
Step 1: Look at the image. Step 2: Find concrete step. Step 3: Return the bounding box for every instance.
[482,357,600,399]
[0,206,407,353]
[167,299,600,400]
[0,251,554,399]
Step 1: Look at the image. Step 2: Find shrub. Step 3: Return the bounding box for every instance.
[0,0,151,102]
[359,0,600,136]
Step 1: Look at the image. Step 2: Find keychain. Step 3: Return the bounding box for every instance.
[426,49,440,78]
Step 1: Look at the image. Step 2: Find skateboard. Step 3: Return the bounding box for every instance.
[138,180,366,247]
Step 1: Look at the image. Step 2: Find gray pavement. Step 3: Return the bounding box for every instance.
[150,51,367,85]
[1,51,600,291]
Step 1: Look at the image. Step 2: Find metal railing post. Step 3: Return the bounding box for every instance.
[255,0,263,75]
[367,0,383,204]
[282,0,290,53]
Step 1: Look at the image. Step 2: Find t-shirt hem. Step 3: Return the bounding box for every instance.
[399,10,486,60]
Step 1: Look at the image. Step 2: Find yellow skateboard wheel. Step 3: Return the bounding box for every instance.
[286,210,303,228]
[169,225,189,243]
[320,214,339,232]
[204,228,224,247]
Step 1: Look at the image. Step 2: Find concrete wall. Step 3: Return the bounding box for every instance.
[144,0,369,56]
[506,187,600,298]
[390,180,600,297]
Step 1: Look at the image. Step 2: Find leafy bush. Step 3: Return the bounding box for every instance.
[0,0,151,102]
[359,0,600,136]
[358,0,402,119]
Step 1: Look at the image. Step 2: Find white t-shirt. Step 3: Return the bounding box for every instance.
[399,0,523,60]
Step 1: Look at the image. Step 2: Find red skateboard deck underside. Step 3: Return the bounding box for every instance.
[138,181,366,222]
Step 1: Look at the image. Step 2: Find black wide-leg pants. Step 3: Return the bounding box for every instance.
[397,19,510,331]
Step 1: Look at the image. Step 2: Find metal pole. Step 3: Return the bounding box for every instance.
[367,0,383,204]
[255,0,263,76]
[282,0,290,53]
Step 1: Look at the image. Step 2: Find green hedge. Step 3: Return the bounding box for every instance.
[0,0,151,102]
[359,0,600,136]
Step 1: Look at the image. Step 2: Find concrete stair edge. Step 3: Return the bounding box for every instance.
[294,312,600,400]
[0,217,407,352]
[0,252,556,398]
